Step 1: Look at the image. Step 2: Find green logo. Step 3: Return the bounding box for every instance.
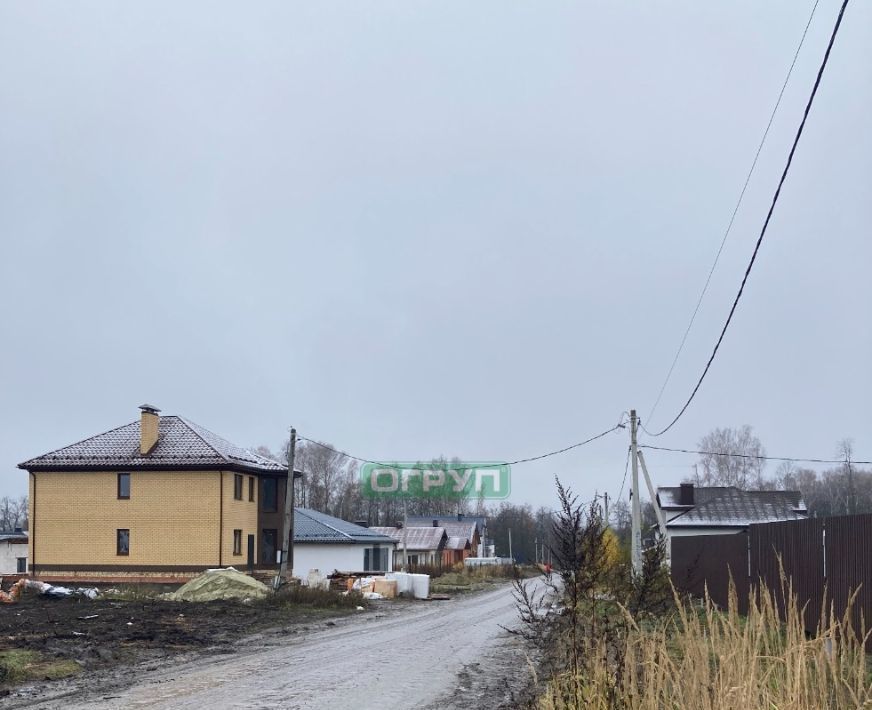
[360,462,511,500]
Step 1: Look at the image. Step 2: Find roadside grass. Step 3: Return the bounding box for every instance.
[264,585,366,610]
[0,650,80,686]
[538,585,872,709]
[431,564,534,595]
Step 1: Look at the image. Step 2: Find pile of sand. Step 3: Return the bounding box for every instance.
[167,568,269,602]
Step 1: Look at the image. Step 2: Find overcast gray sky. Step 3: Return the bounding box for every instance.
[1,1,869,508]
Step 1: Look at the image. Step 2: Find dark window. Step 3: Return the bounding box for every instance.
[365,546,387,572]
[233,529,242,555]
[16,557,26,573]
[234,474,243,500]
[262,478,277,512]
[261,529,278,564]
[117,472,130,499]
[117,529,130,556]
[248,477,255,502]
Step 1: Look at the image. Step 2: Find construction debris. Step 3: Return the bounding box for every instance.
[372,578,398,599]
[384,572,430,599]
[166,568,269,602]
[0,579,100,604]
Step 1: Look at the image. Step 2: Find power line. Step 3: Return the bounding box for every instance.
[646,0,852,437]
[639,444,871,466]
[297,419,627,470]
[646,0,821,426]
[617,445,631,502]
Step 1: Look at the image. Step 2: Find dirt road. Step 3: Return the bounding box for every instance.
[13,582,536,710]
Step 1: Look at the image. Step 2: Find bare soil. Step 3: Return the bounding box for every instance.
[1,582,539,710]
[0,592,350,700]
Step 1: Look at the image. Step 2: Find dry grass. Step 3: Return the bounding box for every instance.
[0,650,81,685]
[539,583,872,710]
[431,564,532,594]
[264,585,365,609]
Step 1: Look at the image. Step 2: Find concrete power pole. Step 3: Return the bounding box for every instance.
[630,410,642,575]
[279,427,297,582]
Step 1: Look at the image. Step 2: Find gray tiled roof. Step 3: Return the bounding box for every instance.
[295,509,396,545]
[666,487,808,528]
[371,526,447,551]
[18,416,286,474]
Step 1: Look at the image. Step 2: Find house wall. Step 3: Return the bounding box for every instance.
[395,549,440,567]
[258,475,288,564]
[294,543,394,578]
[0,541,27,574]
[29,470,231,573]
[667,526,743,561]
[221,472,260,565]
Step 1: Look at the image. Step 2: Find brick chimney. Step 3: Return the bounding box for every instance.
[139,404,161,455]
[679,482,695,506]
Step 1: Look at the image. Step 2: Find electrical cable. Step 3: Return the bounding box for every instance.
[297,419,626,470]
[639,444,871,466]
[646,0,821,427]
[617,445,631,502]
[646,0,851,437]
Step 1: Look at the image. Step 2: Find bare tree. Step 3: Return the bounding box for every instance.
[696,425,766,489]
[837,438,855,515]
[0,496,28,531]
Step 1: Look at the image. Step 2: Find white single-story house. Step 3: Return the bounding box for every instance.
[656,484,807,563]
[293,509,396,579]
[0,530,28,574]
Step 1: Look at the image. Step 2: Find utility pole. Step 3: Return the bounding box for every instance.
[402,497,408,571]
[630,409,642,575]
[637,450,667,539]
[279,427,297,582]
[508,528,513,561]
[604,492,610,527]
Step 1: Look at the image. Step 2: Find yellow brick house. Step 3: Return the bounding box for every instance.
[19,404,291,582]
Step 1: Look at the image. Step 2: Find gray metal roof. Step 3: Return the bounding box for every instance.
[658,486,806,512]
[405,517,481,545]
[18,415,286,474]
[445,535,468,551]
[0,531,27,543]
[665,487,808,528]
[295,509,396,545]
[371,526,447,550]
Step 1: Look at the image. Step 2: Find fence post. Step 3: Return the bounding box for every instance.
[747,529,751,580]
[822,519,826,580]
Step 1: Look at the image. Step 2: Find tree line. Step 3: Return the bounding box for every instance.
[688,426,871,517]
[252,425,868,560]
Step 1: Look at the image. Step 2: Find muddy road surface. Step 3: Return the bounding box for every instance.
[12,581,538,710]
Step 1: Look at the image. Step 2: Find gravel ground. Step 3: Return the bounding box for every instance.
[7,581,540,710]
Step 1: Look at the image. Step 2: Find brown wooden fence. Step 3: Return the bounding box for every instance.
[671,513,872,643]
